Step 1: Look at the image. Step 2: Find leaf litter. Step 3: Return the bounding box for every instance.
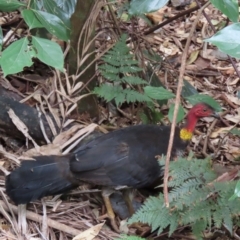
[0,1,240,239]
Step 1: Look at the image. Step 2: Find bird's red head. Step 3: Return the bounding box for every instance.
[188,103,217,119]
[180,102,218,141]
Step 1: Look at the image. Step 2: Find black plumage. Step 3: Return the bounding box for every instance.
[6,125,186,204]
[5,103,218,205]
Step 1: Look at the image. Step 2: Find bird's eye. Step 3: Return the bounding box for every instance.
[203,108,207,112]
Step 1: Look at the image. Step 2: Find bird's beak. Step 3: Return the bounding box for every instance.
[211,112,220,119]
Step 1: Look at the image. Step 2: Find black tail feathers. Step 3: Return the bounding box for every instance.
[5,155,77,205]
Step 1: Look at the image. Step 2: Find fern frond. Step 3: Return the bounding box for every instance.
[130,156,240,239]
[95,34,154,106]
[122,76,147,85]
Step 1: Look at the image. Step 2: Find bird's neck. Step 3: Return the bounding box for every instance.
[180,113,198,141]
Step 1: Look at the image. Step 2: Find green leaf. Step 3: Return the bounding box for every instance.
[129,0,169,15]
[229,181,240,200]
[230,128,240,136]
[33,10,69,41]
[31,36,64,71]
[0,37,36,76]
[182,79,198,98]
[0,0,26,11]
[144,86,175,100]
[186,94,221,112]
[42,0,71,29]
[140,109,164,124]
[210,0,239,23]
[122,76,147,85]
[205,23,240,59]
[168,104,185,123]
[22,9,44,29]
[30,0,43,10]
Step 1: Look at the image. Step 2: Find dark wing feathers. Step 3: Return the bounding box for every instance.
[70,125,187,188]
[6,124,188,204]
[6,155,77,204]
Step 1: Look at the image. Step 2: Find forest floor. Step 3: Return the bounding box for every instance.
[0,1,239,240]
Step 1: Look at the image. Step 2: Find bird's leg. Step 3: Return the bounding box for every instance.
[122,188,135,216]
[101,188,119,233]
[122,189,150,233]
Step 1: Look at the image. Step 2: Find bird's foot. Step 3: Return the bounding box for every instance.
[102,188,120,233]
[129,222,150,236]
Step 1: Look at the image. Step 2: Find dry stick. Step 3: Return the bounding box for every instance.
[126,5,199,45]
[195,0,240,78]
[108,2,121,36]
[2,19,24,48]
[143,5,199,36]
[163,2,211,207]
[0,200,81,236]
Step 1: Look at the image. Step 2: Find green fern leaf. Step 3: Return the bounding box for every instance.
[122,76,147,85]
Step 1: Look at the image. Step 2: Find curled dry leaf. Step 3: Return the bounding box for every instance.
[53,124,86,146]
[225,94,240,105]
[8,109,40,151]
[210,126,233,138]
[22,144,62,158]
[225,114,240,124]
[72,222,104,240]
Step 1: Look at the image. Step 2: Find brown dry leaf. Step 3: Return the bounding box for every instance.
[225,94,240,105]
[53,124,86,146]
[226,77,239,85]
[225,113,240,124]
[22,143,62,157]
[187,50,199,65]
[228,146,240,159]
[225,68,235,75]
[146,6,169,24]
[210,126,233,138]
[62,123,98,154]
[72,222,104,240]
[159,40,180,56]
[194,57,210,70]
[8,109,40,150]
[208,169,239,186]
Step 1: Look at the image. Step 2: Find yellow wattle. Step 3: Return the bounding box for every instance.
[180,128,193,141]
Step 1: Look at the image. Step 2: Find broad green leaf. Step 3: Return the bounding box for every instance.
[42,0,71,29]
[182,79,198,98]
[144,86,175,100]
[210,0,239,23]
[168,104,185,123]
[0,37,36,76]
[205,23,240,59]
[30,0,43,10]
[129,0,169,15]
[0,27,3,51]
[0,0,26,11]
[230,128,240,136]
[32,36,64,71]
[186,94,221,111]
[145,64,166,105]
[22,9,44,29]
[33,10,69,41]
[229,180,240,200]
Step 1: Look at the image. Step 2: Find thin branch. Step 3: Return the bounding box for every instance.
[163,1,211,207]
